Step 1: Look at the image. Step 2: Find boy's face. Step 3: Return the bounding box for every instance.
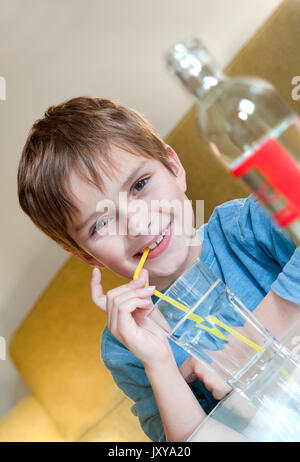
[66,144,202,291]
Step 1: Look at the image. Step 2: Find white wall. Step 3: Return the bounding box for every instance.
[0,0,282,419]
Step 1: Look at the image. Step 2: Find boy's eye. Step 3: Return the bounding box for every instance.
[91,217,109,236]
[90,177,150,238]
[132,177,149,194]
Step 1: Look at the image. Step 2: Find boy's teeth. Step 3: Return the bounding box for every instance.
[148,228,167,251]
[135,226,168,255]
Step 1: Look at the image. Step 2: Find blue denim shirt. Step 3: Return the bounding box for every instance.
[101,194,300,441]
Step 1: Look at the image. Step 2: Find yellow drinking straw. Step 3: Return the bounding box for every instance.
[133,250,226,339]
[133,247,150,281]
[133,248,264,352]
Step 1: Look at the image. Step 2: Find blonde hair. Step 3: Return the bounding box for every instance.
[17,96,174,255]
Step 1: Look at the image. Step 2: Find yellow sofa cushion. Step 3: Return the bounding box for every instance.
[78,397,150,442]
[9,257,131,441]
[0,394,150,442]
[0,396,65,442]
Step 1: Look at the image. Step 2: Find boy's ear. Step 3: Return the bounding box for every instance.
[165,145,187,191]
[63,247,105,268]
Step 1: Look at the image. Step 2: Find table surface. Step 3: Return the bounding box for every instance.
[187,323,300,442]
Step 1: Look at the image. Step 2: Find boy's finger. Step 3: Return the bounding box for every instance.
[117,298,152,331]
[111,297,152,334]
[109,285,154,330]
[129,268,149,288]
[179,356,194,381]
[91,268,146,313]
[179,356,208,383]
[107,274,147,308]
[91,267,107,312]
[113,286,155,312]
[139,268,149,286]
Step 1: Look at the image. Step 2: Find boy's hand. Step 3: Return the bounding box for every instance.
[90,267,173,368]
[179,355,232,400]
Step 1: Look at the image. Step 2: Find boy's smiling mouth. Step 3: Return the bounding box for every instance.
[133,222,172,260]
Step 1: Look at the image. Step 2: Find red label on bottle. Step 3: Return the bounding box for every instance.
[231,138,300,228]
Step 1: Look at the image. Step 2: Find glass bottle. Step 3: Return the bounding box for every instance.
[165,38,300,247]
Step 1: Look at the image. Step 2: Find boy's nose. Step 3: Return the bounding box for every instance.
[125,200,151,238]
[127,216,151,238]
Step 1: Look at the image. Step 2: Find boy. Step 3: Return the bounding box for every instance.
[18,96,300,442]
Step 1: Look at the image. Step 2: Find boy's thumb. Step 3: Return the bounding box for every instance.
[139,268,149,286]
[91,267,107,312]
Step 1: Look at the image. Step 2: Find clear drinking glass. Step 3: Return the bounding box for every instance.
[148,257,298,390]
[147,257,300,440]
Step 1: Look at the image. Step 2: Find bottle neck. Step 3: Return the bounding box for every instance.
[166,39,224,100]
[182,66,224,100]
